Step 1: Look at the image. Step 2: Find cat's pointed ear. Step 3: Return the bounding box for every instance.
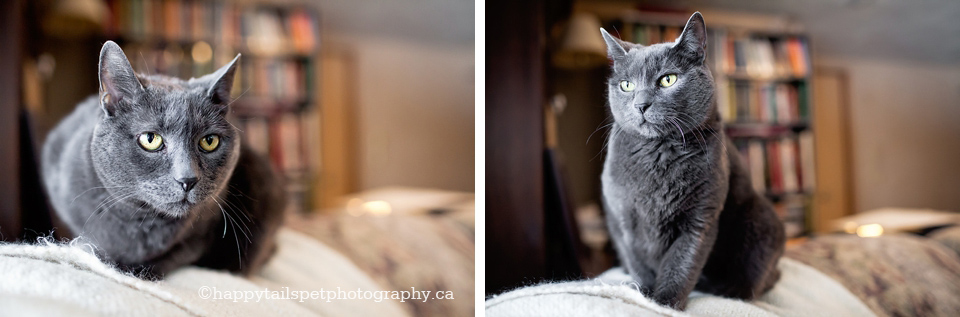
[600,28,629,60]
[98,41,143,117]
[674,12,707,61]
[206,54,241,105]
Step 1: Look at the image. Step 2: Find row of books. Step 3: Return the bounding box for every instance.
[119,43,311,111]
[104,0,319,56]
[774,195,806,238]
[734,132,815,195]
[719,81,809,123]
[605,22,810,79]
[239,57,312,110]
[629,24,682,45]
[235,114,307,174]
[120,42,225,79]
[710,31,810,78]
[240,112,311,214]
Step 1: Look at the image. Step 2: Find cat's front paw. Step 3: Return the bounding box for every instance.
[638,285,653,297]
[651,291,688,310]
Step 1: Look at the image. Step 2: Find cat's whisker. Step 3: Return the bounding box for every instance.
[228,120,243,133]
[216,196,251,243]
[214,196,245,269]
[226,86,252,108]
[82,188,135,230]
[81,201,106,231]
[703,126,728,154]
[222,87,252,134]
[139,51,153,76]
[673,116,699,148]
[190,208,202,231]
[89,189,125,213]
[214,197,229,238]
[71,185,129,204]
[220,194,252,224]
[675,115,707,150]
[88,189,131,219]
[220,188,258,247]
[587,117,616,145]
[596,125,616,153]
[229,215,242,269]
[587,122,615,145]
[138,203,151,228]
[669,118,686,150]
[226,207,252,241]
[227,185,259,202]
[676,112,726,153]
[592,124,623,162]
[98,191,138,220]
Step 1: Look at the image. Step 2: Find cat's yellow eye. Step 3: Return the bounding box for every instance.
[137,132,163,151]
[619,80,636,92]
[199,134,220,152]
[659,74,678,87]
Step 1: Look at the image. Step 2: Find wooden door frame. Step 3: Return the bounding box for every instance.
[486,0,548,295]
[0,0,24,241]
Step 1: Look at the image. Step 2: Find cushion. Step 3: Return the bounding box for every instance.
[0,229,409,316]
[485,257,875,317]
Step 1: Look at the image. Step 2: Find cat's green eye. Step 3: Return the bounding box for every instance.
[199,134,220,152]
[137,132,164,152]
[659,74,678,87]
[619,80,636,92]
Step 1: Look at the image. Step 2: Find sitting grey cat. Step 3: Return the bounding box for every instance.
[600,12,785,309]
[41,41,284,279]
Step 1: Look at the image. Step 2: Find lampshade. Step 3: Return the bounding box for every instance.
[553,13,608,69]
[42,0,107,38]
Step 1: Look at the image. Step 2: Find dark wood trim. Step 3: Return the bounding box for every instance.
[0,0,24,242]
[485,0,548,295]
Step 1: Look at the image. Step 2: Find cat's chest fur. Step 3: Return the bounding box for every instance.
[601,125,729,255]
[78,190,217,263]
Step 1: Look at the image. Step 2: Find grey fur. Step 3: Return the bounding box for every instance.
[600,12,785,309]
[41,41,284,279]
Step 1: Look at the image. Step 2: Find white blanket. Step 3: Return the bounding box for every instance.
[486,258,876,317]
[0,229,409,317]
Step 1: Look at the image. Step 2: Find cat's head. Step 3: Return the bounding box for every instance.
[91,41,241,217]
[601,12,714,138]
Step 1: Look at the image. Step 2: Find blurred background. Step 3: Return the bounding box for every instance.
[0,0,474,315]
[488,0,960,295]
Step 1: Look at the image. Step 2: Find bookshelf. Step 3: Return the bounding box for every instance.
[101,0,321,214]
[607,13,815,238]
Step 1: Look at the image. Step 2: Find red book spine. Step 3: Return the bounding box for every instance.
[767,140,782,192]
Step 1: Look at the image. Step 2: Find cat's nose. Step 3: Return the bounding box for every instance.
[636,102,652,113]
[178,177,198,192]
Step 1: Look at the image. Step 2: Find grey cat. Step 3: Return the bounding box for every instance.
[599,12,785,309]
[41,41,284,279]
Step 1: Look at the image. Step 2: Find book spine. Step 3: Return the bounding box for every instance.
[748,140,767,193]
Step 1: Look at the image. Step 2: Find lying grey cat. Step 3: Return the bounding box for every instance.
[600,12,785,309]
[41,41,284,279]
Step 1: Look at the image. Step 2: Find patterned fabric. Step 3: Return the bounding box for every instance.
[928,226,960,259]
[287,212,474,317]
[786,233,960,316]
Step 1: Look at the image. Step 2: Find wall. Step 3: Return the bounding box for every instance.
[819,57,960,212]
[325,34,475,192]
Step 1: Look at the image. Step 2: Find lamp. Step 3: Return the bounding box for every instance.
[42,0,107,38]
[553,13,608,69]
